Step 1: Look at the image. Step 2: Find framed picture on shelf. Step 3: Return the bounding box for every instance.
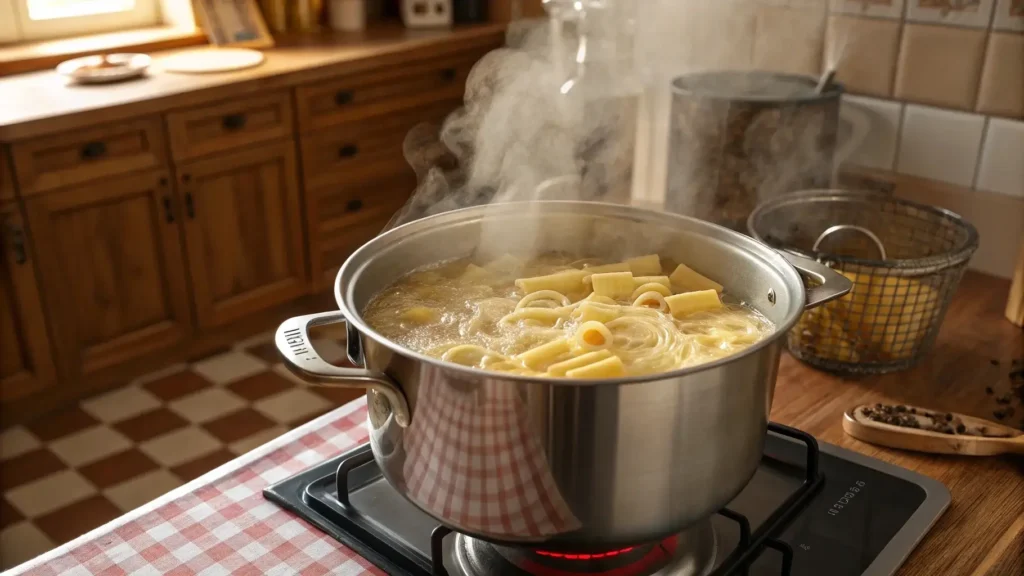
[195,0,275,48]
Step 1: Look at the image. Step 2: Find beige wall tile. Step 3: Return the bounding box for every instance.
[993,0,1024,31]
[977,33,1024,119]
[825,15,902,97]
[753,5,827,75]
[894,24,987,111]
[896,184,1024,278]
[907,0,995,27]
[976,118,1024,198]
[897,105,986,187]
[830,0,906,19]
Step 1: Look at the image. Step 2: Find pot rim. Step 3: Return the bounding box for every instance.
[670,70,843,106]
[334,200,807,386]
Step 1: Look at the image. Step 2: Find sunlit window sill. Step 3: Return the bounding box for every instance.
[0,26,207,77]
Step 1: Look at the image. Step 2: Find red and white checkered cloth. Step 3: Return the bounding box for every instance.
[401,374,581,540]
[7,400,384,576]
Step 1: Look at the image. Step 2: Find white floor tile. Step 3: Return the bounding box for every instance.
[253,388,331,425]
[5,470,96,518]
[49,425,132,467]
[192,351,268,385]
[104,469,183,512]
[81,386,162,423]
[168,387,247,424]
[0,523,56,570]
[139,427,222,468]
[228,426,289,456]
[0,427,41,461]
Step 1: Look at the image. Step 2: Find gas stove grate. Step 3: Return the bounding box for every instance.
[265,422,824,576]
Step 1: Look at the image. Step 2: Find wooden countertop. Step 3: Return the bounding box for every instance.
[0,23,506,141]
[770,271,1023,575]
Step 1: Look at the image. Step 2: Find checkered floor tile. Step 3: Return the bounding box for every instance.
[0,327,362,571]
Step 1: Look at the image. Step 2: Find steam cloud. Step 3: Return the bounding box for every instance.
[385,0,838,235]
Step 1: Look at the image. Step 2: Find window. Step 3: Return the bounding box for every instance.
[0,0,161,43]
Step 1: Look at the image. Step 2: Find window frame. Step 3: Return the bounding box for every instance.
[2,0,163,43]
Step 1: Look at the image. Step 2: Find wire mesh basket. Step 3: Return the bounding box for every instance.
[748,190,979,374]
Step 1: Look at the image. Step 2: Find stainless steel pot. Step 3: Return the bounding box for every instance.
[276,201,850,549]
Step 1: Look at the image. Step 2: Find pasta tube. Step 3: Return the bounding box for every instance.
[584,262,632,275]
[516,270,587,294]
[665,289,723,318]
[575,321,613,350]
[669,264,724,293]
[634,276,671,289]
[591,272,636,300]
[627,254,662,276]
[548,350,614,376]
[630,283,671,301]
[517,339,572,370]
[573,301,621,323]
[566,355,625,378]
[515,290,571,309]
[632,291,669,312]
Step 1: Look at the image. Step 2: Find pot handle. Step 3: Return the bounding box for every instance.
[779,251,853,310]
[276,311,411,427]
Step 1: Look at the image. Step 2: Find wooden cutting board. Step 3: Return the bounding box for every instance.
[1008,239,1024,327]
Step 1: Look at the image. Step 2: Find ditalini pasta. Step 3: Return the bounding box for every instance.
[363,253,772,378]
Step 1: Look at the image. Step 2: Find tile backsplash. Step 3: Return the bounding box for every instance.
[811,0,1024,278]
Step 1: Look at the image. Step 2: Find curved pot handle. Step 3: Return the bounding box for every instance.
[779,251,853,310]
[276,311,411,427]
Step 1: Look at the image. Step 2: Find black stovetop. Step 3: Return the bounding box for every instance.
[264,423,949,576]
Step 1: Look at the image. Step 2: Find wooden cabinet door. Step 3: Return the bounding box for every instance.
[1,202,57,402]
[24,170,192,379]
[178,142,307,329]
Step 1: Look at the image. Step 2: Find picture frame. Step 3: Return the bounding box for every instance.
[194,0,275,49]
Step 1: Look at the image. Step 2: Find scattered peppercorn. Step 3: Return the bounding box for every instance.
[985,386,994,395]
[990,359,1000,366]
[956,424,966,434]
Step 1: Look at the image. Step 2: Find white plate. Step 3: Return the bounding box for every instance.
[56,53,151,84]
[161,48,265,74]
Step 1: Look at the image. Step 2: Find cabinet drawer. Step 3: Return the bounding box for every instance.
[296,52,484,132]
[311,160,416,235]
[300,102,454,191]
[317,219,388,289]
[167,91,294,161]
[11,116,167,196]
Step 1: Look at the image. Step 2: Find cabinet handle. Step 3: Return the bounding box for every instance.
[334,90,354,106]
[7,223,27,265]
[159,176,169,187]
[80,141,107,159]
[222,113,248,130]
[181,173,191,183]
[338,144,359,158]
[162,196,175,223]
[440,67,457,82]
[345,199,363,212]
[185,192,195,219]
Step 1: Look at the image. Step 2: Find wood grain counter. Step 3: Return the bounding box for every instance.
[770,271,1023,575]
[0,23,506,141]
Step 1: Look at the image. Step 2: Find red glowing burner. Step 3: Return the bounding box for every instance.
[534,546,637,561]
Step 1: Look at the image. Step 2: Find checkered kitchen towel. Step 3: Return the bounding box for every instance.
[7,401,384,576]
[401,373,581,539]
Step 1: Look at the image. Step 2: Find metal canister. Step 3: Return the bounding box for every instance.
[665,71,842,232]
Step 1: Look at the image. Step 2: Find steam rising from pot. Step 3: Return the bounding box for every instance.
[384,0,839,242]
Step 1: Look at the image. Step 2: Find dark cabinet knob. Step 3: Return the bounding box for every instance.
[158,176,169,186]
[222,113,248,130]
[162,196,175,223]
[185,192,196,219]
[335,90,354,106]
[6,224,26,265]
[440,68,457,82]
[181,174,191,183]
[345,199,363,212]
[80,141,107,159]
[338,144,359,158]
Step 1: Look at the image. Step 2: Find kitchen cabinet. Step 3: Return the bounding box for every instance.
[23,169,192,379]
[0,201,57,402]
[178,142,307,329]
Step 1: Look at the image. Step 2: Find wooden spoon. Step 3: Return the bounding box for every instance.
[843,403,1024,456]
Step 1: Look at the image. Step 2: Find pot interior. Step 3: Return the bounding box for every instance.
[338,202,804,334]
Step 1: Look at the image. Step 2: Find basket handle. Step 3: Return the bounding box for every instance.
[813,225,887,260]
[780,251,853,310]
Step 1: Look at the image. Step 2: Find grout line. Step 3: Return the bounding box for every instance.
[891,102,908,172]
[971,116,991,191]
